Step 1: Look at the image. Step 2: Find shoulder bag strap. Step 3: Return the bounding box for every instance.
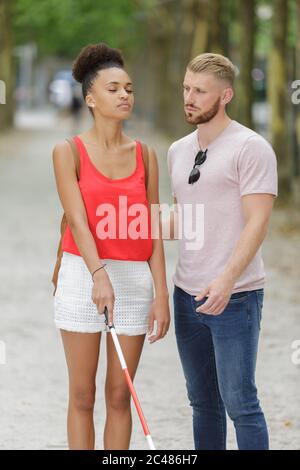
[140,142,149,190]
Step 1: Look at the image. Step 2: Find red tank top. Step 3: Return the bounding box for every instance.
[61,136,153,261]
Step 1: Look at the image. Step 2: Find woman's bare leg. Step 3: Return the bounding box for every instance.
[60,330,101,449]
[103,333,146,450]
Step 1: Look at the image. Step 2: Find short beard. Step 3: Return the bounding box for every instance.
[185,97,221,125]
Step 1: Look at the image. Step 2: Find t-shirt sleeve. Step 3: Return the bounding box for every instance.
[237,135,278,197]
[167,145,176,198]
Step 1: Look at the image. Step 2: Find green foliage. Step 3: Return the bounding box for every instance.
[288,0,297,48]
[13,0,139,57]
[255,0,297,54]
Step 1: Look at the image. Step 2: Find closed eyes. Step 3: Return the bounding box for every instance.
[108,89,133,93]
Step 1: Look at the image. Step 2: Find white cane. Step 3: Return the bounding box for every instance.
[103,306,156,450]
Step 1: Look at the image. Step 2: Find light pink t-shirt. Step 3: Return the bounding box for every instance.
[167,120,278,295]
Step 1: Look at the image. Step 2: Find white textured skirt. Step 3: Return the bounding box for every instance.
[54,251,154,335]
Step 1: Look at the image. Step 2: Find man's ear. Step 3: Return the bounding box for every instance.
[222,87,234,106]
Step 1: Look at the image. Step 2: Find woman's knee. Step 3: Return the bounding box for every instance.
[70,384,96,412]
[106,385,131,412]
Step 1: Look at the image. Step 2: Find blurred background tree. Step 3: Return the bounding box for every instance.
[267,0,289,197]
[295,0,300,205]
[0,0,15,128]
[0,0,299,205]
[13,0,137,57]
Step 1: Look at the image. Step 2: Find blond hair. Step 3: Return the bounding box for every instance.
[188,53,235,87]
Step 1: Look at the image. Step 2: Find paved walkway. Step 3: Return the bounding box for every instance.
[0,110,299,449]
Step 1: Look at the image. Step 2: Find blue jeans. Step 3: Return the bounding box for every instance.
[174,285,269,450]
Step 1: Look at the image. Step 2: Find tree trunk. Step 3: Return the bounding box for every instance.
[208,0,223,54]
[147,5,174,133]
[164,0,195,136]
[0,0,14,130]
[267,0,290,199]
[129,4,173,132]
[236,0,255,129]
[190,0,210,59]
[132,0,230,138]
[136,0,196,137]
[293,0,300,206]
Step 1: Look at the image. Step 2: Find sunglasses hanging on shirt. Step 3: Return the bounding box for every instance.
[188,149,208,184]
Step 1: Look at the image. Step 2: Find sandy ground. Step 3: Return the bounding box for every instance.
[0,110,299,450]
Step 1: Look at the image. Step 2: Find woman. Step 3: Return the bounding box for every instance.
[52,43,170,450]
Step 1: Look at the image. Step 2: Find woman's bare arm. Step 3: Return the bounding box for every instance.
[52,141,114,323]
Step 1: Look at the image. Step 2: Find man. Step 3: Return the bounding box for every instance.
[166,53,278,450]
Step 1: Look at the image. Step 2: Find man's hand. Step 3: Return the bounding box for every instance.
[195,274,235,315]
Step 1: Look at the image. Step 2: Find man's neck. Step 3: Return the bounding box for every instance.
[196,114,232,149]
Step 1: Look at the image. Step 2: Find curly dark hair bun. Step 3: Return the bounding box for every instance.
[72,43,124,84]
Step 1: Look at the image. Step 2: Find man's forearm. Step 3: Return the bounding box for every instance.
[221,217,269,284]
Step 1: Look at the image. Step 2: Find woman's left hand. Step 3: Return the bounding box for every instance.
[147,295,170,344]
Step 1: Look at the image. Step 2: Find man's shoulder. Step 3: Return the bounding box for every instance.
[168,129,197,156]
[233,121,274,152]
